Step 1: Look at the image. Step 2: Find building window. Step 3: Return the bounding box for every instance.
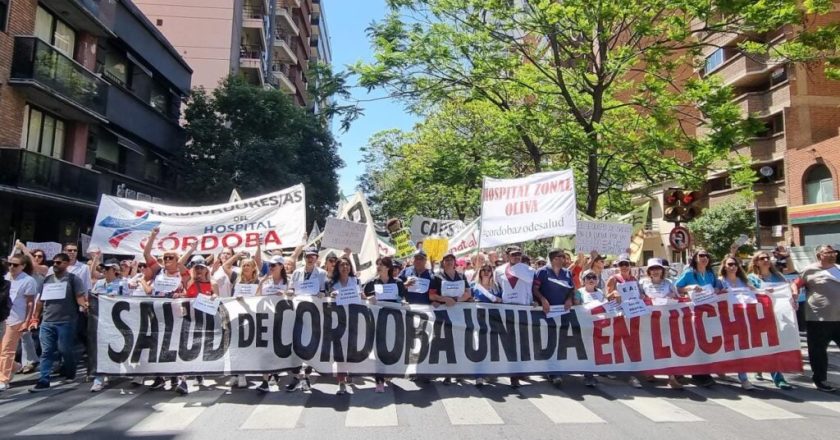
[150,82,172,116]
[704,48,725,75]
[23,107,66,159]
[0,0,9,33]
[103,50,130,86]
[770,67,788,86]
[805,164,836,204]
[95,135,121,170]
[34,6,76,58]
[144,155,163,184]
[755,113,784,137]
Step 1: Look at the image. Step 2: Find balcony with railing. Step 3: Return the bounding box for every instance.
[50,0,116,37]
[733,133,786,163]
[274,33,298,64]
[277,6,300,36]
[270,63,296,94]
[0,148,100,204]
[734,82,790,118]
[9,36,109,122]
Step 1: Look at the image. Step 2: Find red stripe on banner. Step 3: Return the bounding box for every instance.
[641,350,803,376]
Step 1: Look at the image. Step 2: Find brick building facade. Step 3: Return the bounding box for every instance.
[786,132,840,245]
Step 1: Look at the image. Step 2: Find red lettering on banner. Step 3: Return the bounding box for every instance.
[718,301,750,352]
[748,296,780,348]
[505,200,538,216]
[612,316,642,363]
[264,230,283,247]
[200,235,219,250]
[593,319,612,365]
[221,233,243,248]
[670,307,696,358]
[245,232,261,247]
[181,235,198,251]
[650,311,672,360]
[695,305,722,354]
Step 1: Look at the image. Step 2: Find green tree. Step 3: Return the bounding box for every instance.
[687,197,756,260]
[354,0,838,216]
[183,76,343,223]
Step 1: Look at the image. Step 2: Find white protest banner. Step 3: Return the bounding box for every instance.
[321,193,380,282]
[448,219,480,257]
[193,295,220,316]
[89,185,306,256]
[575,221,633,256]
[409,216,465,242]
[480,170,577,247]
[92,294,802,376]
[26,242,62,260]
[321,217,366,253]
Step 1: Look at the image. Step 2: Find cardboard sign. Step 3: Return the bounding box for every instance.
[392,229,415,259]
[193,294,220,316]
[336,285,362,305]
[409,216,465,242]
[321,217,367,254]
[374,283,400,301]
[423,237,449,262]
[26,242,62,261]
[575,221,633,256]
[41,282,67,301]
[621,298,651,318]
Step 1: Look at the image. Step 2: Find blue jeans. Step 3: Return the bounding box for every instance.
[38,321,77,385]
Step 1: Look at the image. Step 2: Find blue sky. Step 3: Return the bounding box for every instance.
[324,0,417,197]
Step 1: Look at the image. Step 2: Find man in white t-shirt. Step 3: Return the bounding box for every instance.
[494,245,534,389]
[0,255,38,390]
[47,243,91,293]
[285,247,326,392]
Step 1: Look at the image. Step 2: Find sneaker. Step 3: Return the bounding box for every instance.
[19,363,38,374]
[442,377,452,385]
[510,377,520,389]
[176,380,189,395]
[816,381,837,392]
[775,379,793,390]
[257,380,270,394]
[29,382,50,393]
[668,377,684,390]
[584,376,598,387]
[755,372,765,381]
[337,383,347,395]
[301,377,311,392]
[90,378,104,393]
[285,376,301,392]
[551,376,563,387]
[237,375,247,389]
[375,382,385,393]
[741,379,755,391]
[629,376,642,388]
[149,377,166,390]
[0,382,9,391]
[475,378,485,388]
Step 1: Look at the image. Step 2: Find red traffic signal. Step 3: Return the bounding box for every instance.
[663,189,703,223]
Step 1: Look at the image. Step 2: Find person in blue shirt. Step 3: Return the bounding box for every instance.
[532,248,574,387]
[399,250,434,305]
[471,264,502,303]
[675,248,723,388]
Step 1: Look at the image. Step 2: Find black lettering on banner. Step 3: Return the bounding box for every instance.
[272,300,293,358]
[518,310,532,362]
[531,311,557,361]
[203,305,230,361]
[558,310,587,360]
[179,302,203,362]
[404,310,430,364]
[293,302,321,361]
[255,313,269,348]
[347,304,375,362]
[108,301,133,363]
[375,307,404,365]
[159,303,177,363]
[463,308,488,363]
[430,310,456,364]
[321,302,347,362]
[131,302,159,364]
[239,313,255,347]
[488,309,518,362]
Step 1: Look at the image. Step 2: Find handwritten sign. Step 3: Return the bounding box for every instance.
[374,283,400,301]
[153,275,181,295]
[41,282,67,301]
[575,221,632,256]
[423,237,449,262]
[691,286,718,306]
[321,217,367,253]
[295,279,320,296]
[621,298,651,318]
[392,229,415,259]
[193,294,220,315]
[27,242,62,261]
[547,305,569,319]
[407,277,430,293]
[651,297,677,306]
[441,280,464,297]
[617,281,641,300]
[234,283,258,297]
[336,284,362,305]
[262,281,286,296]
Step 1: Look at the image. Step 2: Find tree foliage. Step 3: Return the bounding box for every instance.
[182,76,343,223]
[687,196,756,260]
[353,0,839,217]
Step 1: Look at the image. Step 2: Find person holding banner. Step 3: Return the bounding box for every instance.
[285,247,328,392]
[363,257,407,393]
[639,258,683,389]
[495,246,533,388]
[717,254,757,390]
[89,259,129,392]
[326,256,363,395]
[143,227,195,299]
[0,255,37,391]
[399,250,434,305]
[471,264,502,304]
[183,256,218,299]
[27,253,87,392]
[430,252,471,385]
[747,251,794,390]
[574,269,615,387]
[532,249,575,387]
[675,249,723,388]
[259,255,289,296]
[605,255,644,388]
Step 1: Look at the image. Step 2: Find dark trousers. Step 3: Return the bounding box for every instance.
[806,321,840,384]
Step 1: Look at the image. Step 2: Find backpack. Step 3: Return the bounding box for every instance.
[0,279,11,323]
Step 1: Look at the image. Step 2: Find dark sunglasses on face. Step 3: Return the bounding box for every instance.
[726,262,738,267]
[9,262,21,268]
[758,256,771,261]
[52,261,65,266]
[585,276,598,281]
[163,256,176,261]
[698,254,709,258]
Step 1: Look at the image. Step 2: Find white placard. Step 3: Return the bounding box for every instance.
[728,287,758,305]
[407,278,430,293]
[336,285,362,305]
[409,216,466,242]
[691,286,718,305]
[547,305,570,319]
[502,289,528,305]
[617,281,641,300]
[574,221,633,256]
[41,282,67,301]
[321,217,367,253]
[374,283,400,301]
[760,282,789,297]
[26,242,62,260]
[319,192,379,283]
[193,294,220,316]
[621,298,651,318]
[510,263,534,282]
[441,280,465,297]
[295,279,319,296]
[89,185,306,256]
[262,281,286,296]
[826,266,840,281]
[583,299,607,310]
[234,283,258,297]
[604,300,622,315]
[652,297,677,306]
[480,170,577,247]
[80,233,92,254]
[153,275,181,295]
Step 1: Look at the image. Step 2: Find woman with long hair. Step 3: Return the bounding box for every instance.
[363,257,407,393]
[328,256,362,394]
[718,254,758,390]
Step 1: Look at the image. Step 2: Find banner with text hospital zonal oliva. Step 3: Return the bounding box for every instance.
[91,289,801,376]
[89,185,306,256]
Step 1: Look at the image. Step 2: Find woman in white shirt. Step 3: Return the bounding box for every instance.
[255,255,289,393]
[639,258,682,389]
[328,257,363,395]
[0,255,38,391]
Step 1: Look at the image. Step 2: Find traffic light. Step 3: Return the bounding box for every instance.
[663,189,703,223]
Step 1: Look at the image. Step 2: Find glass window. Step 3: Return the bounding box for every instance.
[23,107,66,159]
[805,165,835,204]
[34,6,75,58]
[104,50,130,86]
[95,136,120,166]
[704,48,725,75]
[144,156,162,184]
[150,82,172,115]
[53,20,76,57]
[25,108,43,153]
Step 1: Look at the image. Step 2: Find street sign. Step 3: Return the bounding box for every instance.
[669,226,691,251]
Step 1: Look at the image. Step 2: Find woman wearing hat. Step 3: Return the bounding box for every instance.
[639,258,683,389]
[89,258,130,392]
[606,255,644,388]
[574,269,617,387]
[285,247,328,392]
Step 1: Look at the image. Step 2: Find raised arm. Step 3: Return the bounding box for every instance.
[144,227,160,263]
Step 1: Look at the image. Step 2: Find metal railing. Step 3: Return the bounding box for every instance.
[0,148,100,202]
[240,45,263,60]
[10,36,108,116]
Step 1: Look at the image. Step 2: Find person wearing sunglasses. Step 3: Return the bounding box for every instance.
[716,254,758,391]
[793,245,840,392]
[253,254,291,394]
[675,249,724,388]
[88,259,129,392]
[574,269,615,387]
[399,250,434,306]
[27,253,87,392]
[363,256,407,393]
[605,255,645,389]
[324,256,362,395]
[746,251,794,390]
[0,255,38,391]
[285,247,328,392]
[470,263,501,387]
[495,245,533,388]
[45,243,92,294]
[8,242,43,375]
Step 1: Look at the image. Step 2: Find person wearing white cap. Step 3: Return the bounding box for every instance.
[89,258,129,392]
[639,258,682,389]
[285,247,327,392]
[574,269,615,387]
[254,255,290,393]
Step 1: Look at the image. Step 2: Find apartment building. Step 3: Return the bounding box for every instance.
[0,0,192,251]
[135,0,330,107]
